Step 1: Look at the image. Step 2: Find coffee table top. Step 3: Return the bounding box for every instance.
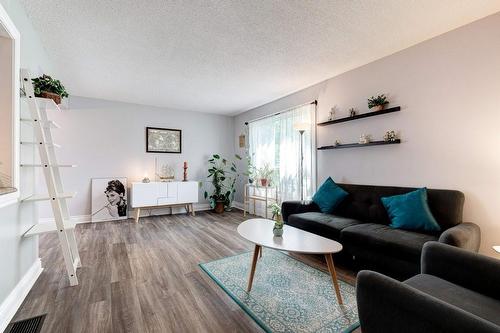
[237,218,343,254]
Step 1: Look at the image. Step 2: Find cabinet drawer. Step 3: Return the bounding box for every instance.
[157,197,176,205]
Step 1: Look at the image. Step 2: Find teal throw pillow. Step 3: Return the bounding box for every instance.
[312,177,348,214]
[381,188,441,232]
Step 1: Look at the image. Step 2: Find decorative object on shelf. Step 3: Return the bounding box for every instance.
[32,74,69,105]
[204,154,242,213]
[318,139,401,150]
[155,158,175,181]
[142,173,150,183]
[146,127,182,153]
[317,106,401,126]
[270,202,284,237]
[359,134,371,144]
[367,94,389,111]
[183,161,188,181]
[257,163,275,187]
[328,106,338,121]
[333,139,341,147]
[349,108,357,117]
[91,178,128,222]
[384,130,398,142]
[293,121,310,200]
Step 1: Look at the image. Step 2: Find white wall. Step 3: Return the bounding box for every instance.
[0,0,52,328]
[234,12,500,257]
[38,96,235,218]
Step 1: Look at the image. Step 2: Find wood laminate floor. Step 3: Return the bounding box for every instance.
[12,210,357,333]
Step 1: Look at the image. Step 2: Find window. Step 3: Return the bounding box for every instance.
[248,102,316,201]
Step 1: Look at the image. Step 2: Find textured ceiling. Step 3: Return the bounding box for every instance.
[19,1,500,114]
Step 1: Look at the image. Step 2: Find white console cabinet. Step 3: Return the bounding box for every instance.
[131,181,198,222]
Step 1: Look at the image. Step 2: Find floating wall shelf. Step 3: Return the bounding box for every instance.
[318,139,401,150]
[317,106,401,126]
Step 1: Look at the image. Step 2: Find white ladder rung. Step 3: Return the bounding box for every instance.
[22,191,76,202]
[23,220,76,237]
[21,118,60,128]
[20,141,61,148]
[36,97,65,111]
[20,164,77,168]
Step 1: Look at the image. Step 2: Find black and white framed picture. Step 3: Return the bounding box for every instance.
[146,127,182,153]
[91,177,128,222]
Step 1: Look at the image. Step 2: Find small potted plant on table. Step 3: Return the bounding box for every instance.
[257,163,274,187]
[367,94,389,112]
[32,74,69,105]
[270,203,284,237]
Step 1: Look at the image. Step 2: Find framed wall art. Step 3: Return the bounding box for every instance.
[91,177,128,222]
[146,127,182,153]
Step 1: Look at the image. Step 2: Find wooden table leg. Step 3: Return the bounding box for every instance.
[191,203,195,216]
[135,208,141,223]
[247,245,261,292]
[325,253,343,305]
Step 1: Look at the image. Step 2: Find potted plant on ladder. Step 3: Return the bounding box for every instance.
[32,74,69,105]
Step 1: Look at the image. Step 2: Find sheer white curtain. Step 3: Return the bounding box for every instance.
[248,103,315,202]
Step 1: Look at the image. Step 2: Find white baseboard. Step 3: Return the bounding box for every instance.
[38,203,214,224]
[0,259,42,332]
[232,201,269,217]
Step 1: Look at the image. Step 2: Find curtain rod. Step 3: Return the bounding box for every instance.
[244,100,317,125]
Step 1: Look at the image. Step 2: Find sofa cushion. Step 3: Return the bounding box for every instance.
[312,177,348,214]
[287,212,361,240]
[405,274,500,326]
[381,188,441,232]
[334,184,464,230]
[341,223,438,262]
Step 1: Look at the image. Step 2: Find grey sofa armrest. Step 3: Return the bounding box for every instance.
[281,201,319,222]
[438,222,481,251]
[422,241,500,299]
[356,270,500,333]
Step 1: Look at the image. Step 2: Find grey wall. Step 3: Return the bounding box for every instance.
[37,96,235,218]
[0,0,52,310]
[233,12,500,257]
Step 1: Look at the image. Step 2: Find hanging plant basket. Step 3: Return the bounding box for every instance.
[40,91,62,105]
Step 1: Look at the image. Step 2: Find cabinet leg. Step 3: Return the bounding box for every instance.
[191,203,195,216]
[135,208,141,223]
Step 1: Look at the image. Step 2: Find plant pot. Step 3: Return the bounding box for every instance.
[273,227,283,237]
[260,178,268,187]
[214,201,225,214]
[371,105,384,112]
[40,91,62,105]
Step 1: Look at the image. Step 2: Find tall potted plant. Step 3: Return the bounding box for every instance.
[32,74,69,105]
[204,154,241,213]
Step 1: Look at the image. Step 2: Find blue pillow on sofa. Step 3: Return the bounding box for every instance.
[312,177,348,214]
[381,188,441,232]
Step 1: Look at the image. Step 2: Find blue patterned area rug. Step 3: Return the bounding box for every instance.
[199,249,359,333]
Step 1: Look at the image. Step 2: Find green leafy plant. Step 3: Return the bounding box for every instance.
[367,94,389,109]
[32,74,69,98]
[269,202,284,230]
[256,163,275,186]
[204,154,242,211]
[244,153,256,182]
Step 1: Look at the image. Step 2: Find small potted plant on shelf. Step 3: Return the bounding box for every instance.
[257,163,274,187]
[204,154,241,213]
[367,94,389,112]
[269,203,284,237]
[32,74,69,105]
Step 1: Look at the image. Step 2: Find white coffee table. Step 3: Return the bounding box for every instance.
[237,218,344,304]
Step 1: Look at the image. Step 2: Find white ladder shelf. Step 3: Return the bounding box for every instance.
[20,68,81,286]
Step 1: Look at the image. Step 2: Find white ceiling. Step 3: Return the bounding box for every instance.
[19,1,500,115]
